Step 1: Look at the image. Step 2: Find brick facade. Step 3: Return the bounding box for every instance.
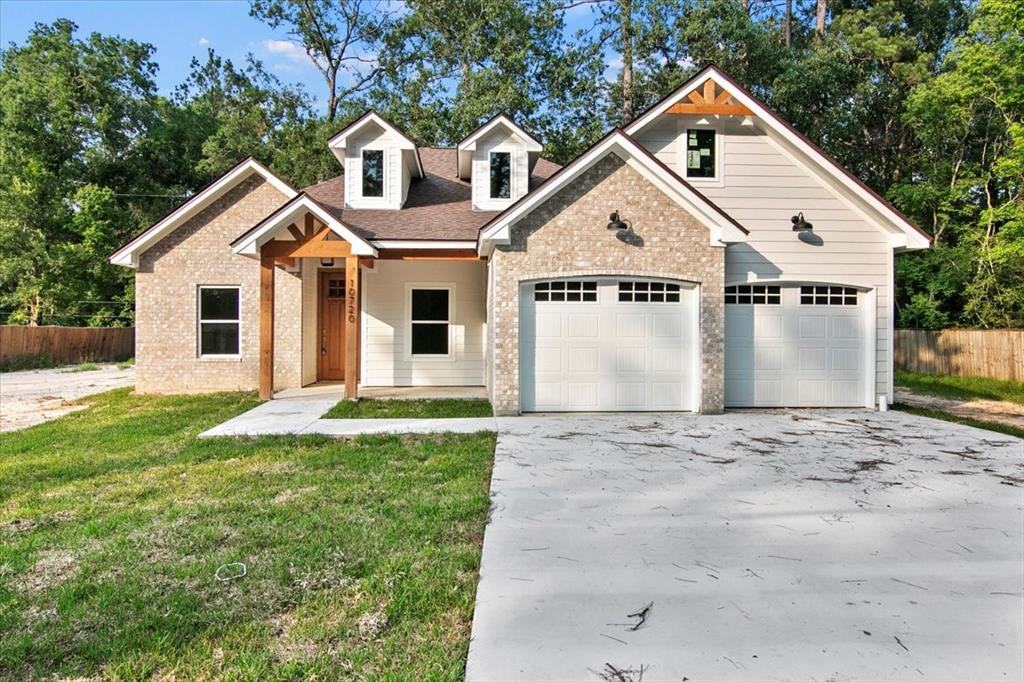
[135,175,302,393]
[488,154,726,415]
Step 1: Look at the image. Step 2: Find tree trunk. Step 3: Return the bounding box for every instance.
[784,0,793,47]
[814,0,827,42]
[326,70,338,122]
[741,0,749,13]
[619,0,634,123]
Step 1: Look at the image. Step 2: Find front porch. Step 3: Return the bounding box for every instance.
[230,197,487,401]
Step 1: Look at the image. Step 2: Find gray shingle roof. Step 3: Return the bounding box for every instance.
[303,147,560,241]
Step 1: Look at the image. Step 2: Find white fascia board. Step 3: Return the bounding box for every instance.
[458,115,543,152]
[625,67,930,250]
[109,159,296,268]
[372,240,478,250]
[477,133,745,255]
[233,195,377,257]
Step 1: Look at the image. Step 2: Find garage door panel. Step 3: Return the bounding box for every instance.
[536,313,562,337]
[615,313,647,338]
[567,313,599,337]
[725,284,868,407]
[653,313,683,338]
[536,347,562,372]
[567,347,598,373]
[521,279,695,412]
[615,347,646,373]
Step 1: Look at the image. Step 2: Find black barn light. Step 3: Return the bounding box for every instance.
[607,211,629,232]
[791,212,813,231]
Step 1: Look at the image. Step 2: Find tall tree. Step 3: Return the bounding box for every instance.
[0,20,167,325]
[249,0,391,121]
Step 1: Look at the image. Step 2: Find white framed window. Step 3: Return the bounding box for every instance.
[725,284,781,305]
[197,286,241,357]
[800,285,859,306]
[361,148,384,198]
[407,285,452,357]
[618,281,682,303]
[489,151,511,199]
[534,280,598,302]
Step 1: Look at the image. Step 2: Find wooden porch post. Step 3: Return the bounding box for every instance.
[259,255,275,400]
[344,255,359,399]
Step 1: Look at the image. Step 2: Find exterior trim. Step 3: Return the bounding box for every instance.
[326,111,424,178]
[372,240,478,250]
[109,158,297,268]
[231,193,377,257]
[624,64,931,250]
[477,129,749,255]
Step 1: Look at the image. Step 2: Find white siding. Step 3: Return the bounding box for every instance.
[361,259,487,386]
[345,123,404,210]
[634,115,894,400]
[472,129,529,211]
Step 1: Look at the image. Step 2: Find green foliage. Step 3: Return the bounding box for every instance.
[1,1,1020,329]
[895,370,1024,405]
[324,398,494,419]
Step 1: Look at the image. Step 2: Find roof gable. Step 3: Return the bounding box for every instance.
[109,157,296,268]
[477,129,748,255]
[624,65,931,250]
[231,193,377,257]
[457,114,543,180]
[326,111,424,178]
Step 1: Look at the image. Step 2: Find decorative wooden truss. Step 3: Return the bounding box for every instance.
[666,79,753,116]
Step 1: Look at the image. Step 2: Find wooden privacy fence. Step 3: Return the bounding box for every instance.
[0,325,134,366]
[895,328,1023,381]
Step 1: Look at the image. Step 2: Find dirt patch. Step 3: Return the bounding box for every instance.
[895,388,1024,430]
[20,550,78,593]
[0,365,135,432]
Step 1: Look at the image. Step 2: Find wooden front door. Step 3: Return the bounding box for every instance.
[319,271,346,380]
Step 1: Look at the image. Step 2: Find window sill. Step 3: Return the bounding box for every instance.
[198,355,243,362]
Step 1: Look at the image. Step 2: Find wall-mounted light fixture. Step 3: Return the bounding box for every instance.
[791,212,813,231]
[607,211,629,232]
[320,257,335,267]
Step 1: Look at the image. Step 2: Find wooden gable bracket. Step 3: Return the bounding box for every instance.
[666,79,753,116]
[261,214,355,261]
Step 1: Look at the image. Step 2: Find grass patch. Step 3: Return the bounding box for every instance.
[324,398,493,419]
[0,355,64,373]
[894,403,1024,439]
[61,362,100,373]
[0,388,495,679]
[116,358,135,370]
[895,371,1024,405]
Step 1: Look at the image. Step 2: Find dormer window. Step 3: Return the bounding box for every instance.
[362,149,384,197]
[489,152,511,199]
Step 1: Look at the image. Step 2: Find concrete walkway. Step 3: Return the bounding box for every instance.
[198,390,496,437]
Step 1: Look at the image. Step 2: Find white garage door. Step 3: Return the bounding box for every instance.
[520,278,697,412]
[725,284,870,407]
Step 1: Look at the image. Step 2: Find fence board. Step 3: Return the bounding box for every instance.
[0,326,134,366]
[895,329,1023,381]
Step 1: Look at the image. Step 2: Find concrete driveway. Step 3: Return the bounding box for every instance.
[0,364,134,432]
[467,411,1023,681]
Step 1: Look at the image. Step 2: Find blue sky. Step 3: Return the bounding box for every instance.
[1,0,604,114]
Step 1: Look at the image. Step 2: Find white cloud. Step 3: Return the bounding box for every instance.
[263,39,313,65]
[198,37,210,46]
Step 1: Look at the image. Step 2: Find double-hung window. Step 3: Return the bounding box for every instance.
[362,148,384,198]
[489,151,511,199]
[198,286,240,357]
[410,288,450,356]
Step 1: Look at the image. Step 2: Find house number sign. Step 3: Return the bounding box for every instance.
[347,277,357,324]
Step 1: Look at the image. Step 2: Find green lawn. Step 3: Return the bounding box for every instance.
[324,398,493,419]
[893,403,1024,439]
[895,371,1024,405]
[0,389,495,680]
